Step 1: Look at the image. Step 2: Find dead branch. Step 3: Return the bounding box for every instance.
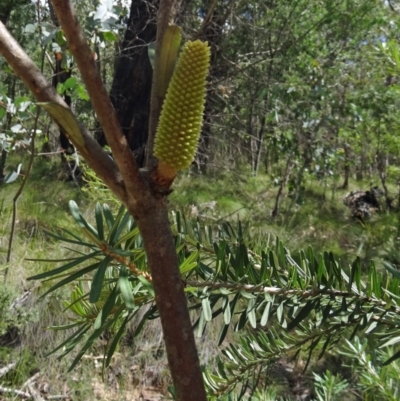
[0,362,16,378]
[0,385,30,398]
[21,372,40,389]
[27,383,44,401]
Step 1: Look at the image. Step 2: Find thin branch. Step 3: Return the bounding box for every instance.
[21,372,40,389]
[27,383,44,401]
[146,0,177,167]
[99,242,152,281]
[185,280,400,315]
[0,21,126,203]
[4,109,39,283]
[0,362,16,378]
[50,0,144,202]
[0,386,30,399]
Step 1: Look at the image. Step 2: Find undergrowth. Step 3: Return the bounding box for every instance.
[1,158,400,399]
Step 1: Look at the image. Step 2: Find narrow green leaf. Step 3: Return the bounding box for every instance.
[37,102,85,148]
[68,317,115,371]
[110,211,131,246]
[25,257,79,263]
[106,309,133,367]
[115,226,140,249]
[69,200,99,241]
[350,257,361,291]
[379,336,400,349]
[217,324,230,346]
[287,301,315,331]
[304,336,321,371]
[197,310,206,337]
[317,253,326,282]
[276,302,284,323]
[137,275,154,297]
[46,324,89,357]
[40,228,94,248]
[95,203,104,241]
[107,204,126,243]
[223,297,231,325]
[383,261,400,280]
[40,261,101,298]
[157,25,182,97]
[28,251,100,280]
[317,335,332,360]
[246,298,256,328]
[118,269,136,309]
[261,300,273,327]
[383,348,400,366]
[94,285,119,330]
[132,305,156,338]
[235,310,247,331]
[102,204,115,230]
[202,297,212,322]
[180,250,199,274]
[89,256,112,303]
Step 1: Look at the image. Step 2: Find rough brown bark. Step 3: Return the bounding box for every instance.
[97,0,158,165]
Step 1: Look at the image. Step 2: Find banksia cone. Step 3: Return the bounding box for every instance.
[154,40,210,182]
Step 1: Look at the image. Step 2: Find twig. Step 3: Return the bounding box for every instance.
[0,362,16,378]
[4,108,40,283]
[99,242,152,281]
[21,372,40,389]
[0,385,30,398]
[82,355,106,360]
[27,383,44,401]
[36,150,64,156]
[185,280,400,316]
[47,396,70,400]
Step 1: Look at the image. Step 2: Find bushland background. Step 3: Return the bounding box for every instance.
[2,0,400,400]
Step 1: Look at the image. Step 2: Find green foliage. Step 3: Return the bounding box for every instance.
[313,370,349,401]
[0,282,14,336]
[340,337,400,400]
[28,202,400,397]
[4,0,400,398]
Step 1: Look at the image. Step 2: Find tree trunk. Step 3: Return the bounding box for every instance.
[196,1,231,172]
[96,0,157,167]
[253,116,266,176]
[133,199,207,401]
[0,149,7,181]
[340,142,350,189]
[377,152,391,210]
[271,154,294,217]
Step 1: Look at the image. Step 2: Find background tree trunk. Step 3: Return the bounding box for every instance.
[96,0,158,167]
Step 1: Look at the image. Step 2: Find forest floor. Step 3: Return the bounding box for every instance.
[1,158,398,400]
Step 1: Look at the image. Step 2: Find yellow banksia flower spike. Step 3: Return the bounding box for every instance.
[154,40,211,183]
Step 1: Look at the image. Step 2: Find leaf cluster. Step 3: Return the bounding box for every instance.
[28,204,400,397]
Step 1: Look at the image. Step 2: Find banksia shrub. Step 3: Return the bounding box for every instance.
[154,40,210,182]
